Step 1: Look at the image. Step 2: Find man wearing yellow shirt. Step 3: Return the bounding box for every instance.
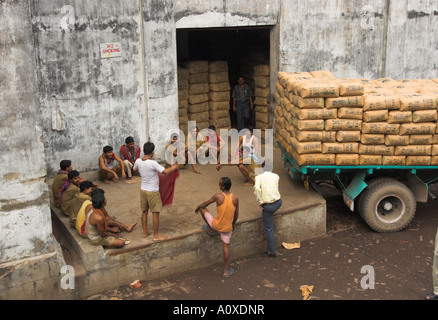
[254,163,282,258]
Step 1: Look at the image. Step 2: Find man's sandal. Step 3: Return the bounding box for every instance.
[425,293,438,300]
[223,269,235,278]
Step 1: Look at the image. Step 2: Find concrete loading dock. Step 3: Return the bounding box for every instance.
[51,145,326,298]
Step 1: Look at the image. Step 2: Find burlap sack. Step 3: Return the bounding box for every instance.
[278,72,312,87]
[361,134,385,145]
[410,135,433,145]
[325,96,364,108]
[256,121,270,130]
[209,91,230,102]
[209,101,230,111]
[359,144,394,156]
[189,93,209,105]
[292,95,325,108]
[179,89,189,101]
[399,123,436,135]
[395,145,432,156]
[322,142,359,154]
[185,60,209,74]
[384,135,409,146]
[188,111,209,122]
[254,96,269,106]
[209,72,229,84]
[256,87,270,98]
[291,150,336,166]
[292,119,325,131]
[336,154,360,166]
[178,67,190,81]
[209,82,231,92]
[188,101,208,113]
[189,72,209,84]
[209,61,228,73]
[209,109,229,121]
[362,123,400,135]
[297,81,340,98]
[360,155,382,166]
[295,108,337,120]
[412,110,438,123]
[382,156,406,166]
[432,156,438,166]
[337,108,363,120]
[406,156,431,166]
[399,94,438,111]
[276,82,285,98]
[178,99,188,109]
[256,105,269,113]
[254,65,270,77]
[256,112,269,124]
[290,137,322,154]
[189,83,209,95]
[325,119,362,131]
[337,131,361,142]
[387,111,412,124]
[338,81,364,97]
[209,118,231,129]
[178,108,188,117]
[363,110,389,123]
[294,130,336,143]
[432,145,438,156]
[363,94,400,111]
[255,76,270,89]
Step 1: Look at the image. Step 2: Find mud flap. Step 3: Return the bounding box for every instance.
[342,170,368,212]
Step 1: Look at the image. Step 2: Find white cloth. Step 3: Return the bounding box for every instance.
[133,159,165,192]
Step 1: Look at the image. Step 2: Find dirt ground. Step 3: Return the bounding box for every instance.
[83,170,438,304]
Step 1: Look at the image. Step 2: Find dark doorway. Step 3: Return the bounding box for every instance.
[176,27,270,129]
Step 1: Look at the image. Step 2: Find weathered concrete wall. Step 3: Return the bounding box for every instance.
[141,0,179,161]
[385,0,438,79]
[31,0,146,175]
[174,0,279,28]
[278,0,388,79]
[0,0,54,264]
[278,0,438,80]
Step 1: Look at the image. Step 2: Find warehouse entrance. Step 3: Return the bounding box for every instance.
[176,27,271,133]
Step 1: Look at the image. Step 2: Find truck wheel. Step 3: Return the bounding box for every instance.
[358,178,416,233]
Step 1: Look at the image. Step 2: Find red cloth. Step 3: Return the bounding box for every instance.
[158,169,179,206]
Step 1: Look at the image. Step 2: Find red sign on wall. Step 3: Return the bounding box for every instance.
[100,43,122,58]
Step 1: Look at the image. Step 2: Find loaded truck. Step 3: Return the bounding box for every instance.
[279,144,438,233]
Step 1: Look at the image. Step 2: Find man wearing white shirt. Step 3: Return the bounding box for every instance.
[133,141,178,241]
[254,164,282,258]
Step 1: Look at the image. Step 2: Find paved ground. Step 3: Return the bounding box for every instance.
[85,174,438,302]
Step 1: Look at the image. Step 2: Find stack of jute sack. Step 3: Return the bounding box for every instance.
[177,66,190,136]
[208,61,232,130]
[254,64,271,131]
[185,60,210,131]
[274,70,438,167]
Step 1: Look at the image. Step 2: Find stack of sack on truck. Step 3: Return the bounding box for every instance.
[254,64,271,133]
[177,66,189,136]
[274,70,438,167]
[208,61,232,130]
[185,60,210,131]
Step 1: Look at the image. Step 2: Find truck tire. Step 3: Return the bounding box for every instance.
[358,178,416,233]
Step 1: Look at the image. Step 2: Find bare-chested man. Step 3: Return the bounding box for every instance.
[98,145,126,184]
[195,177,239,277]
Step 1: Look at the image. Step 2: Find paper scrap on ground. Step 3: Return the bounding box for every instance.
[300,285,314,300]
[130,280,142,289]
[282,242,301,250]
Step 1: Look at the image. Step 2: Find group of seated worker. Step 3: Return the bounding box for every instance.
[52,156,136,249]
[98,136,141,184]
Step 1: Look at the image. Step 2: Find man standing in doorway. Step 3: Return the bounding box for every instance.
[232,76,254,132]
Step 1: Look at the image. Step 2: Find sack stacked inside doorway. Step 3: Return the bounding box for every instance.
[208,61,232,130]
[177,66,190,137]
[274,70,438,166]
[185,60,210,131]
[254,64,271,135]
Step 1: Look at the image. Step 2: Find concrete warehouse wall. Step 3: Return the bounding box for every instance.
[0,0,55,264]
[278,0,438,79]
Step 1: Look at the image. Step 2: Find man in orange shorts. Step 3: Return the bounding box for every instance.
[195,177,239,277]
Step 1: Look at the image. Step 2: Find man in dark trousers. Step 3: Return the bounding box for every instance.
[232,76,254,132]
